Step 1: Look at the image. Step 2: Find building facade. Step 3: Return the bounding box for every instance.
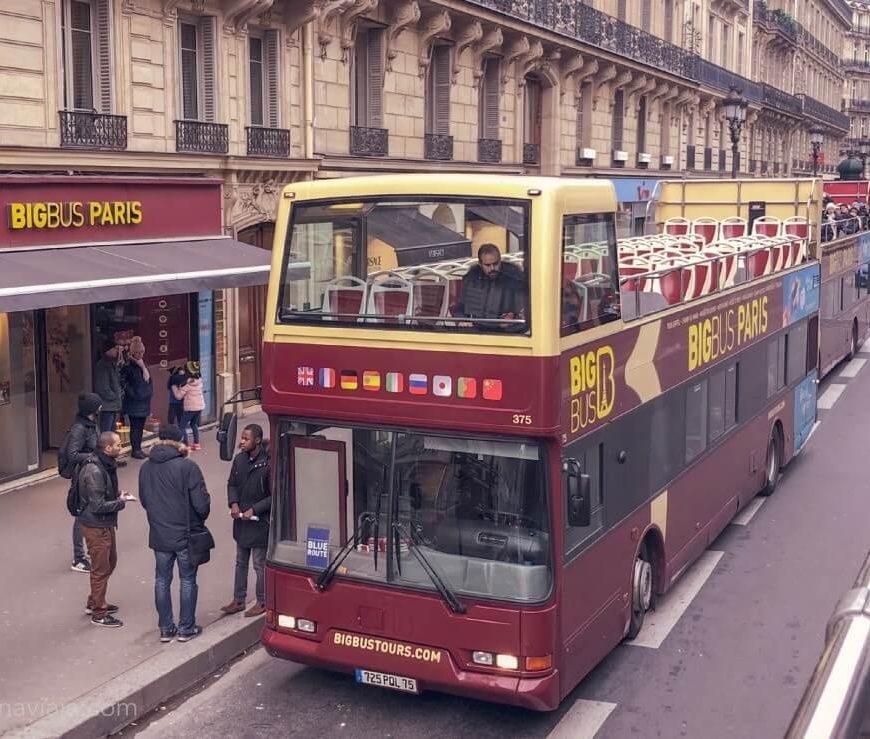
[846,0,870,157]
[0,0,854,481]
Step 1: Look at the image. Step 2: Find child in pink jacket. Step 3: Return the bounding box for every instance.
[172,361,206,450]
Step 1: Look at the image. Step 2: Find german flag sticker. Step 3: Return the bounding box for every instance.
[340,370,359,391]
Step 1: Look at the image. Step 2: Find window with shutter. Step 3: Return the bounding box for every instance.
[660,101,670,155]
[62,0,96,111]
[264,29,280,128]
[617,0,627,22]
[478,56,500,140]
[641,0,651,30]
[663,0,674,43]
[366,28,384,128]
[94,0,112,113]
[637,96,647,152]
[425,45,451,136]
[199,17,217,122]
[179,22,199,119]
[352,28,368,127]
[575,82,591,149]
[249,35,264,126]
[611,89,624,150]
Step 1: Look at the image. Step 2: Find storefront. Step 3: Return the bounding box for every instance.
[0,176,270,484]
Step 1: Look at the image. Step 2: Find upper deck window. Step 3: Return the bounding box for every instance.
[277,197,530,334]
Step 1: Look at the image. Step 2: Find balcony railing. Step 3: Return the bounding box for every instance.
[59,110,127,150]
[424,134,453,161]
[800,94,850,132]
[175,120,228,154]
[753,2,797,42]
[844,59,870,72]
[478,138,502,163]
[246,126,290,157]
[523,142,541,165]
[762,83,802,116]
[350,125,388,157]
[795,24,841,69]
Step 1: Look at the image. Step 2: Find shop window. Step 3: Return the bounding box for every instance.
[178,16,217,122]
[249,29,280,128]
[685,379,708,462]
[61,0,113,112]
[425,45,451,137]
[352,25,385,129]
[478,56,500,141]
[0,312,38,483]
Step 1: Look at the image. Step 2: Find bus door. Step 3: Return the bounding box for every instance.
[290,435,349,546]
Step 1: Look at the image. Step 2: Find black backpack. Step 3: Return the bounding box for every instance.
[65,460,89,517]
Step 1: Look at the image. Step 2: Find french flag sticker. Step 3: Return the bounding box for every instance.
[409,374,428,395]
[319,368,336,388]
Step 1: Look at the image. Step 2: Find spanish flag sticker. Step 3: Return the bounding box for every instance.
[362,370,381,391]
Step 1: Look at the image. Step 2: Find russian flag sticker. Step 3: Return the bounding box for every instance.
[433,375,452,397]
[409,374,428,395]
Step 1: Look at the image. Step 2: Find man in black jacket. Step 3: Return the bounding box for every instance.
[63,392,101,574]
[221,424,271,618]
[139,425,210,643]
[459,244,527,329]
[77,431,134,628]
[93,341,123,434]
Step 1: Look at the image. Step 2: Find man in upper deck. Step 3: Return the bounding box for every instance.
[457,244,528,329]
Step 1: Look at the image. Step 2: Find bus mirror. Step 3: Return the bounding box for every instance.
[217,411,238,462]
[567,472,591,528]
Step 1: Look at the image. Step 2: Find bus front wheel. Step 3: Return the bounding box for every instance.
[626,547,653,639]
[760,429,781,497]
[849,320,859,360]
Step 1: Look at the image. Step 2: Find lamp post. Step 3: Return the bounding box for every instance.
[723,86,748,179]
[860,139,870,178]
[809,125,824,177]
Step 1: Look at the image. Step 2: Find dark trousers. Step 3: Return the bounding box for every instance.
[81,524,117,618]
[128,416,146,453]
[168,403,182,426]
[181,411,201,445]
[72,517,88,563]
[233,544,266,604]
[99,411,118,434]
[154,549,199,635]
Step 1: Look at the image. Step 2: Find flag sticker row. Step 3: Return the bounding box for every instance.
[297,366,503,401]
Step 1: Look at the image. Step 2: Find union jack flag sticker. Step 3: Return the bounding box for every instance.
[297,366,315,386]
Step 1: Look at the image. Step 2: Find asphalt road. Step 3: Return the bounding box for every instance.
[119,353,870,739]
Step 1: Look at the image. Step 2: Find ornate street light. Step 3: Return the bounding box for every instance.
[723,87,748,179]
[809,125,824,178]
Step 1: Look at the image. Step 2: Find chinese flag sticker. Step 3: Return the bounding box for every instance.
[482,379,503,401]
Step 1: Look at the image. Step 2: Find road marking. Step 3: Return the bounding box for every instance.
[627,550,724,650]
[839,358,867,378]
[547,699,617,739]
[818,383,846,410]
[732,497,765,526]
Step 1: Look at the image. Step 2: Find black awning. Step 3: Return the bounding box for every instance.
[0,237,271,313]
[367,207,471,265]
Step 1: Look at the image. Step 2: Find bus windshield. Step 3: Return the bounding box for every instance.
[272,423,551,604]
[277,197,530,333]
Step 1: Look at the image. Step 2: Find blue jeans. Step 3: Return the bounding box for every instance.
[154,549,199,635]
[181,410,201,445]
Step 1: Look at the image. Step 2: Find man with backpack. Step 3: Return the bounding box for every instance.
[59,392,102,573]
[76,431,136,628]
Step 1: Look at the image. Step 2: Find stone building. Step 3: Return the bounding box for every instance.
[845,0,870,160]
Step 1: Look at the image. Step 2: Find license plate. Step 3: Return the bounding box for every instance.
[355,668,419,694]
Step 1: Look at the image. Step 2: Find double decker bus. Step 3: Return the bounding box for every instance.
[241,174,820,710]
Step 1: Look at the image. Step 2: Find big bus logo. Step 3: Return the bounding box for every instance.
[569,346,616,433]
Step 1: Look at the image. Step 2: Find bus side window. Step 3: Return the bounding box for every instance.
[564,443,603,555]
[685,379,708,462]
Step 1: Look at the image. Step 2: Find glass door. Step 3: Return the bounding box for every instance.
[44,305,92,448]
[0,312,39,482]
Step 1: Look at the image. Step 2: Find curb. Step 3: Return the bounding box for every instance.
[14,616,264,739]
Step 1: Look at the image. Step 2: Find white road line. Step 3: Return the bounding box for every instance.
[547,699,617,739]
[627,550,724,650]
[839,358,867,378]
[861,338,870,353]
[818,383,847,410]
[732,497,766,526]
[804,420,821,446]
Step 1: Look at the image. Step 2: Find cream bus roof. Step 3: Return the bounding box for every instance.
[283,174,617,212]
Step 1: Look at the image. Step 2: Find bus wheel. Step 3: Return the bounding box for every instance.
[626,547,653,639]
[849,321,859,360]
[760,429,781,497]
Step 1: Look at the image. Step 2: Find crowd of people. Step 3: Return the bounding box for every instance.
[821,198,870,241]
[58,340,270,642]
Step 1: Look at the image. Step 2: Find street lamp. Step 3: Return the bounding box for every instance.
[809,125,824,178]
[723,86,748,179]
[860,139,870,178]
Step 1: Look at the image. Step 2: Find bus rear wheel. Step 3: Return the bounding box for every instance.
[759,430,781,497]
[849,321,859,360]
[626,547,653,639]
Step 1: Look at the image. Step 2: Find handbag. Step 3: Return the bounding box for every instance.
[186,483,215,567]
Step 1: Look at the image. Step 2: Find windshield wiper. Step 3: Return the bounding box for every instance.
[315,512,375,592]
[392,521,466,614]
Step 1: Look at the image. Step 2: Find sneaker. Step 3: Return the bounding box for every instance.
[131,450,148,460]
[86,603,119,615]
[70,561,91,574]
[220,600,245,615]
[177,625,203,642]
[160,627,178,643]
[244,603,266,618]
[91,614,123,628]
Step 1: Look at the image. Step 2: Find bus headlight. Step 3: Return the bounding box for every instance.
[297,619,317,633]
[277,615,296,629]
[472,651,494,666]
[495,654,519,670]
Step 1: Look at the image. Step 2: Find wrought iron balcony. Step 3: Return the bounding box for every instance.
[761,84,802,117]
[175,120,228,154]
[795,25,840,69]
[59,110,127,150]
[844,59,870,72]
[350,125,388,157]
[800,94,850,132]
[246,126,290,157]
[849,99,870,112]
[477,138,502,164]
[424,134,453,161]
[523,142,540,165]
[753,2,797,43]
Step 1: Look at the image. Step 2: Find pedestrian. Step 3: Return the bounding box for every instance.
[93,341,123,435]
[166,365,187,426]
[172,361,205,450]
[221,424,271,618]
[139,425,211,643]
[77,431,136,627]
[59,391,101,573]
[121,336,153,460]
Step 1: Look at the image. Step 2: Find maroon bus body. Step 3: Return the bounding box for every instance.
[261,270,813,710]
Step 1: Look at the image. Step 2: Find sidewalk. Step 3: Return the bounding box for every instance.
[0,413,268,737]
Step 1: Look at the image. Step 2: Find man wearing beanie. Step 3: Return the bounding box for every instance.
[139,425,211,643]
[59,392,102,573]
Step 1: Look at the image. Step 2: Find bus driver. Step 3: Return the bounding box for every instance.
[457,244,527,328]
